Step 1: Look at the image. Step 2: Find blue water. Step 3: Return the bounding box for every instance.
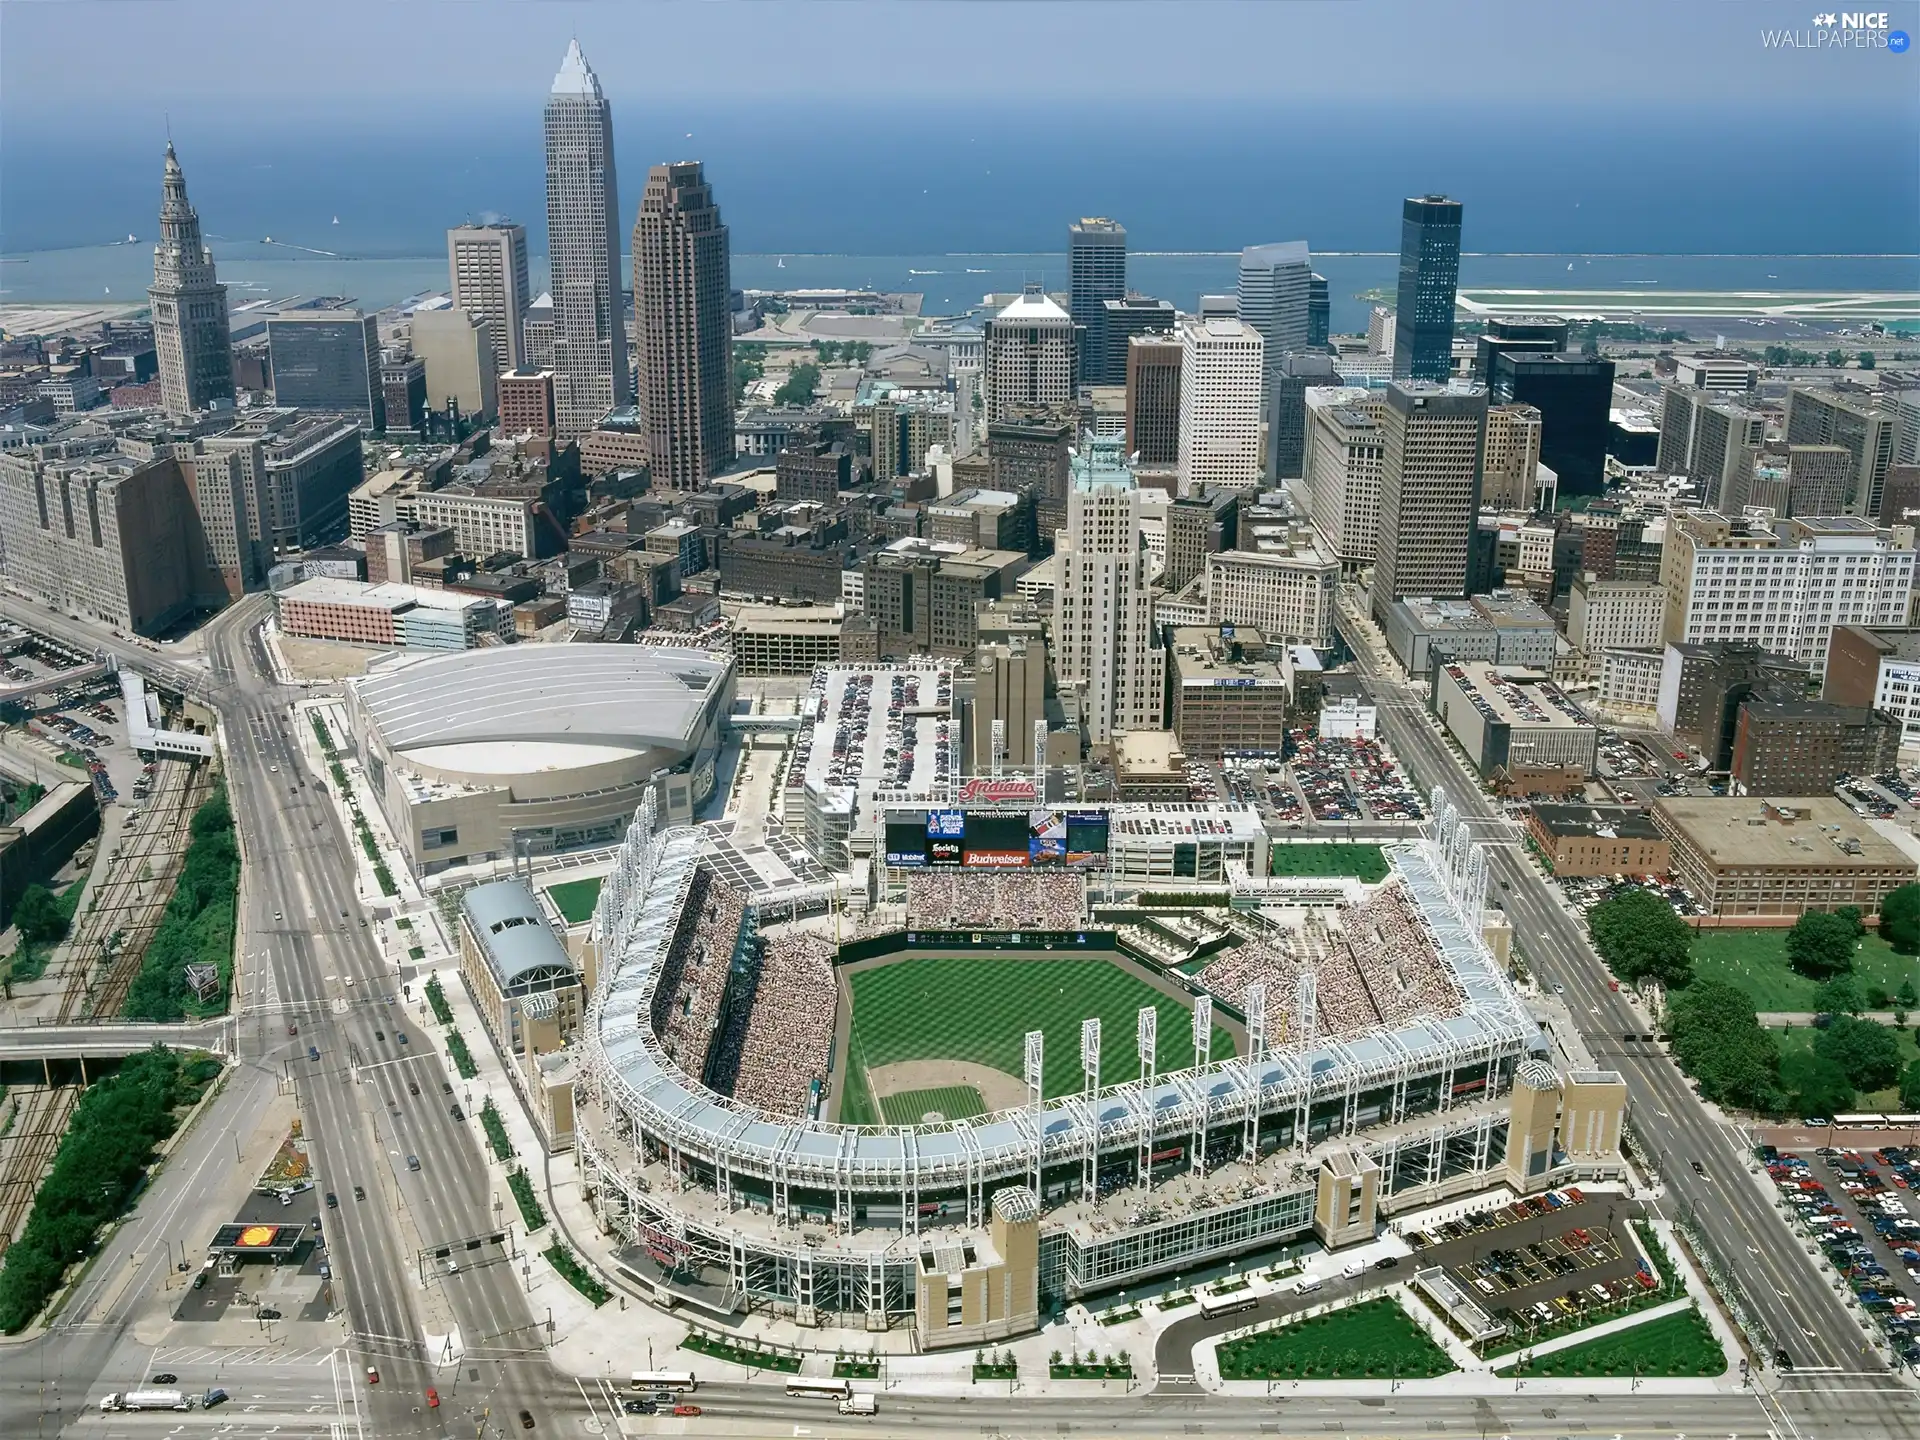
[4,103,1916,323]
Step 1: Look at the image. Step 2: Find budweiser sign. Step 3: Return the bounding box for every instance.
[957,777,1037,804]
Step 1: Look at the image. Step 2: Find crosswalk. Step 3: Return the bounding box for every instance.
[149,1343,340,1368]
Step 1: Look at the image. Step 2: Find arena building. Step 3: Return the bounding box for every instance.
[576,788,1625,1347]
[345,645,732,874]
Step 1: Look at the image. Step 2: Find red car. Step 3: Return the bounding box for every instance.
[673,1404,702,1417]
[366,1367,379,1386]
[426,1388,439,1408]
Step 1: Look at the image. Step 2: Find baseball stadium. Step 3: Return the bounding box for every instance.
[576,790,1626,1348]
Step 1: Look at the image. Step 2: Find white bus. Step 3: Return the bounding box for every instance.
[1196,1288,1259,1320]
[785,1378,853,1401]
[630,1371,697,1393]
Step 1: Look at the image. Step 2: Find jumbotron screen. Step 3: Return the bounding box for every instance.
[882,808,1110,869]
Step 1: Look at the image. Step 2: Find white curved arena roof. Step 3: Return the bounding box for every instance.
[355,646,729,755]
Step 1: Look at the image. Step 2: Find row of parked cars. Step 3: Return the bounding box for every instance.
[1404,1187,1590,1251]
[1763,1144,1920,1373]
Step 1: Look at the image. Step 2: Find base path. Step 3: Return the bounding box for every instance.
[866,1060,1027,1116]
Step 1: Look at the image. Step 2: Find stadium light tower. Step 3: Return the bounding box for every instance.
[1190,993,1212,1175]
[1024,1029,1044,1201]
[1136,1006,1157,1189]
[1081,1017,1101,1201]
[1243,983,1266,1163]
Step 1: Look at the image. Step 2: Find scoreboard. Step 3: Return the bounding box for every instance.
[883,807,1111,869]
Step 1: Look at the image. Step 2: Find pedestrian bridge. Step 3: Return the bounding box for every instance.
[0,1018,229,1086]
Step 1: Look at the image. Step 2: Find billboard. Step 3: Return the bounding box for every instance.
[884,817,928,869]
[1064,810,1110,867]
[962,809,1031,868]
[957,776,1037,805]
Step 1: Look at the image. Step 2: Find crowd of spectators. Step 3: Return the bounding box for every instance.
[649,866,750,1077]
[712,930,839,1119]
[905,871,1086,931]
[1196,879,1459,1043]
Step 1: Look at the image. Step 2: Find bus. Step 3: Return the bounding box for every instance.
[1196,1287,1259,1320]
[785,1378,853,1401]
[630,1371,697,1394]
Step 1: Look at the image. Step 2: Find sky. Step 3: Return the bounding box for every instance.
[3,0,1918,115]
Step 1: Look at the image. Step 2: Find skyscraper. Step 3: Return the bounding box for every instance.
[984,285,1076,422]
[632,161,734,489]
[447,222,531,380]
[266,308,385,431]
[1307,274,1330,349]
[1372,381,1487,623]
[1069,217,1127,384]
[544,40,629,440]
[149,142,234,418]
[1124,334,1183,468]
[1237,242,1313,394]
[1391,194,1463,383]
[1054,437,1164,743]
[1177,317,1264,494]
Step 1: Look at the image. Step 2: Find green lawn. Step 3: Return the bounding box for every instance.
[1217,1298,1455,1381]
[1689,928,1920,1013]
[838,955,1235,1126]
[1268,843,1390,883]
[545,875,603,926]
[1509,1306,1726,1378]
[1772,1024,1920,1109]
[879,1083,987,1125]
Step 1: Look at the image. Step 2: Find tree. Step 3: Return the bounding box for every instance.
[1827,349,1847,368]
[1667,980,1781,1111]
[1587,888,1693,988]
[9,884,67,946]
[1817,973,1864,1017]
[1858,352,1876,370]
[1901,1060,1920,1111]
[1879,884,1920,953]
[1779,1048,1854,1119]
[1814,1015,1903,1093]
[1786,910,1859,979]
[1898,979,1918,1010]
[773,363,820,407]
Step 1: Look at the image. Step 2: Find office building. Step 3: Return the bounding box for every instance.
[1125,334,1182,468]
[1656,388,1766,508]
[1391,195,1462,382]
[1303,388,1385,574]
[985,286,1076,423]
[381,357,427,435]
[1890,385,1920,468]
[1163,486,1240,593]
[497,369,556,439]
[1267,351,1341,483]
[1429,660,1598,781]
[1652,796,1917,919]
[870,387,954,480]
[1673,354,1758,393]
[1822,624,1920,749]
[1660,510,1917,670]
[989,410,1074,507]
[1100,293,1176,388]
[1738,441,1854,518]
[1567,578,1665,664]
[1785,385,1898,519]
[275,575,508,650]
[775,433,851,504]
[1596,647,1665,723]
[522,293,555,372]
[1308,274,1330,349]
[1383,592,1556,677]
[1206,535,1340,649]
[859,545,1024,660]
[267,308,384,429]
[1177,317,1264,494]
[544,41,630,438]
[1166,625,1305,759]
[1655,641,1807,766]
[1371,381,1487,623]
[1367,305,1396,358]
[208,409,365,549]
[1053,438,1164,743]
[971,600,1048,770]
[1480,403,1544,512]
[1237,241,1313,395]
[1878,464,1920,528]
[410,305,497,421]
[1471,316,1567,381]
[1068,218,1127,385]
[447,222,531,380]
[1525,805,1670,878]
[148,142,234,418]
[1730,699,1900,797]
[633,160,734,489]
[1486,351,1614,500]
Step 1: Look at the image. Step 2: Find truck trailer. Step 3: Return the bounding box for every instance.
[101,1389,191,1412]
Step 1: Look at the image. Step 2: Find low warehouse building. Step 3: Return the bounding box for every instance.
[1525,804,1670,878]
[1651,795,1918,919]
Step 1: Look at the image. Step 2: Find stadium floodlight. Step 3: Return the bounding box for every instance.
[1080,1017,1101,1077]
[1192,992,1212,1055]
[1245,983,1267,1062]
[1024,1029,1044,1092]
[1136,1006,1156,1082]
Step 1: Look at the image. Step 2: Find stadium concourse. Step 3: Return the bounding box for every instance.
[573,789,1632,1350]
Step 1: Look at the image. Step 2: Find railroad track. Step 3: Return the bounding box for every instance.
[54,759,209,1023]
[0,1087,77,1255]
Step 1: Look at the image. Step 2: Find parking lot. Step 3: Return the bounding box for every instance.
[1286,731,1424,823]
[1761,1138,1920,1372]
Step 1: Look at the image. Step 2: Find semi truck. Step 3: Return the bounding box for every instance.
[101,1389,192,1412]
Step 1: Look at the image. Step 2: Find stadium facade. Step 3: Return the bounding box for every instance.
[577,790,1624,1347]
[344,645,732,874]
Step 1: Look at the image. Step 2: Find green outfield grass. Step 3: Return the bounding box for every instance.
[837,954,1236,1127]
[1509,1305,1726,1378]
[545,875,603,926]
[1268,843,1390,883]
[878,1084,987,1125]
[1689,928,1918,1013]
